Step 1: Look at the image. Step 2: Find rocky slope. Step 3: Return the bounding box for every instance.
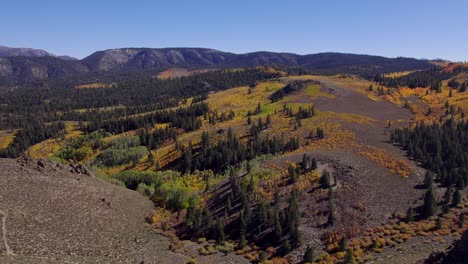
[0,158,247,264]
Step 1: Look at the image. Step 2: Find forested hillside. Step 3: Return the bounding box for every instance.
[0,47,434,85]
[1,63,466,264]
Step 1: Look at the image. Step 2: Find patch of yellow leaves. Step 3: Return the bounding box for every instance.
[75,83,113,89]
[0,130,15,150]
[27,121,83,159]
[358,146,412,177]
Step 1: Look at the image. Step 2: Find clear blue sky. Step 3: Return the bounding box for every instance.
[1,0,467,61]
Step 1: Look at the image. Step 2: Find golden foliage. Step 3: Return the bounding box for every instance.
[358,146,412,177]
[27,121,83,159]
[0,130,15,150]
[75,83,113,89]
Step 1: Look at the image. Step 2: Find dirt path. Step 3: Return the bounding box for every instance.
[0,209,14,256]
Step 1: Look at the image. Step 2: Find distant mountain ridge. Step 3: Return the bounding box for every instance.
[0,46,77,60]
[0,46,55,57]
[0,46,436,84]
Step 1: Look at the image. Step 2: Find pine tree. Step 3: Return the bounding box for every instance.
[257,200,268,229]
[444,185,452,204]
[327,189,336,226]
[288,190,301,246]
[238,234,247,249]
[148,152,155,166]
[266,114,271,126]
[203,208,214,231]
[406,207,414,222]
[248,175,254,194]
[452,189,461,206]
[311,158,317,170]
[435,217,442,230]
[344,249,356,264]
[316,127,324,139]
[339,237,348,251]
[216,218,225,243]
[183,141,193,173]
[320,169,331,188]
[226,196,232,212]
[288,164,298,183]
[281,239,292,255]
[424,171,434,189]
[274,208,283,239]
[301,154,310,172]
[422,188,437,218]
[303,245,315,263]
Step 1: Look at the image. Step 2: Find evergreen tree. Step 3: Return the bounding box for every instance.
[288,190,301,246]
[452,189,461,207]
[226,195,232,212]
[435,217,442,230]
[339,237,348,251]
[238,234,247,250]
[444,185,453,204]
[257,200,269,229]
[303,245,315,263]
[148,152,155,166]
[301,154,311,172]
[422,188,437,218]
[316,127,324,139]
[288,164,298,183]
[256,102,261,114]
[266,114,271,126]
[274,208,283,239]
[424,171,434,189]
[216,218,225,243]
[327,189,336,226]
[320,169,331,188]
[344,249,356,264]
[281,239,292,255]
[311,158,317,170]
[406,207,414,222]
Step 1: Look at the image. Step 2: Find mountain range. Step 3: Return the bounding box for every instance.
[0,46,436,84]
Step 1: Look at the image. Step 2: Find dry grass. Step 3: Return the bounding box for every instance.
[321,198,468,263]
[383,71,416,78]
[358,146,412,177]
[75,83,113,89]
[156,68,210,79]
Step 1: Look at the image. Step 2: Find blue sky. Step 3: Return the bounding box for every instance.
[1,0,467,60]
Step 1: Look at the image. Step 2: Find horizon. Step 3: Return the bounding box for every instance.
[1,0,467,61]
[0,44,457,62]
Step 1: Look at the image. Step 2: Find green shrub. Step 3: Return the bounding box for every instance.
[156,182,196,210]
[136,183,155,197]
[112,170,158,190]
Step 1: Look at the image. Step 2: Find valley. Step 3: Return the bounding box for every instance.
[0,57,467,263]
